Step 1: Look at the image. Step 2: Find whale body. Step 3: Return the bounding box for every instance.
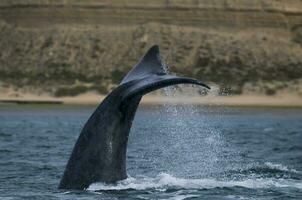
[59,45,210,190]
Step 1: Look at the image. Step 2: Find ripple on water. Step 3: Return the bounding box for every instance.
[1,105,302,199]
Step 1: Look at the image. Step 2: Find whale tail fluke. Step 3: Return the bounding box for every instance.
[120,45,210,102]
[121,45,166,84]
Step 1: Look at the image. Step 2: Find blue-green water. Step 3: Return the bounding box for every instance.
[0,105,301,199]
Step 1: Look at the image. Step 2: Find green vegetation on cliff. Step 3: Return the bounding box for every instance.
[0,0,302,96]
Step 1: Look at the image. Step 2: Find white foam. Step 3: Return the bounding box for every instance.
[165,194,199,200]
[87,173,302,191]
[263,127,274,132]
[264,162,301,174]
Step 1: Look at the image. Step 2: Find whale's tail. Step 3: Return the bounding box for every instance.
[59,45,210,190]
[120,45,209,101]
[121,45,166,84]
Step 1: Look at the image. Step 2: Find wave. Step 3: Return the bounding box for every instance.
[264,162,301,174]
[87,173,302,191]
[230,162,302,178]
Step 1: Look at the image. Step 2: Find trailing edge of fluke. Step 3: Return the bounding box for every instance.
[59,45,210,190]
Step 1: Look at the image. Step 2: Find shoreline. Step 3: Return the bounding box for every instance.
[0,92,302,108]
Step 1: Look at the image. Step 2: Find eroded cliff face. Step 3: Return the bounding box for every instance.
[0,0,302,96]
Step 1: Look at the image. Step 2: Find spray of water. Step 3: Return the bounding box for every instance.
[156,60,234,179]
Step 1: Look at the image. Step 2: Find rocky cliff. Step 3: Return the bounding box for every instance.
[0,0,302,96]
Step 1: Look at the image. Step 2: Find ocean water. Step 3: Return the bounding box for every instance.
[0,104,301,199]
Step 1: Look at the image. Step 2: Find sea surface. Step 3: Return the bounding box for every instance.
[0,104,301,199]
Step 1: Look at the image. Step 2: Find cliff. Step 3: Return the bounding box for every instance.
[0,0,302,97]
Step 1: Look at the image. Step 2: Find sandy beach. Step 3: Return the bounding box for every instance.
[1,91,302,107]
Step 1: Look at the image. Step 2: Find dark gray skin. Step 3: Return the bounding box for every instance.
[59,45,210,190]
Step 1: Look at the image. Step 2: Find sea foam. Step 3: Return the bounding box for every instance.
[87,172,302,191]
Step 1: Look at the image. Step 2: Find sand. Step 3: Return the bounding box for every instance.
[0,91,301,107]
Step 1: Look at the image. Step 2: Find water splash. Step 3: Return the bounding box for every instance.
[87,173,302,191]
[157,59,234,178]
